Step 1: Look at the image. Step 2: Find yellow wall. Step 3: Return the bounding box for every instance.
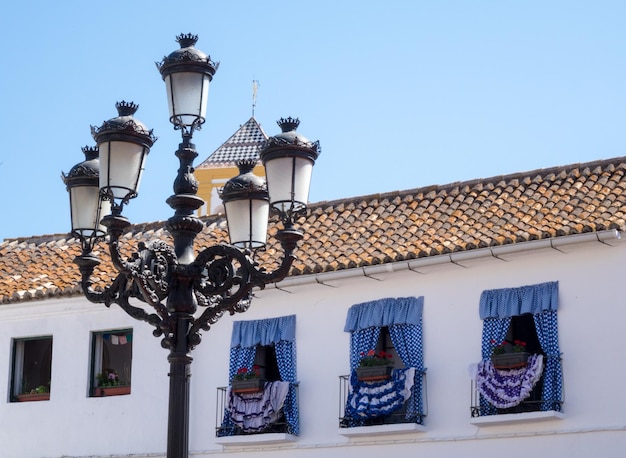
[195,164,266,216]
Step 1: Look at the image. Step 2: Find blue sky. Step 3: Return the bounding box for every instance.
[1,1,625,240]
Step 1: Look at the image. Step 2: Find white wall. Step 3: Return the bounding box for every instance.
[2,237,626,457]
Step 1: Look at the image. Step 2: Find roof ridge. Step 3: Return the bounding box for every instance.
[309,155,626,210]
[1,214,226,247]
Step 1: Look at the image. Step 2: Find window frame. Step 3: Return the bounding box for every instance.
[89,328,133,397]
[10,335,53,402]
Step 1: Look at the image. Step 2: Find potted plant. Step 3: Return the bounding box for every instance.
[17,384,50,402]
[490,339,531,369]
[356,350,394,381]
[231,365,266,393]
[93,369,131,397]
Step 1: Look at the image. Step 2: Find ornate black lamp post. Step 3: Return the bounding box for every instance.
[62,34,320,458]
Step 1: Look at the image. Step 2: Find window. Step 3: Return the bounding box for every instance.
[90,329,133,397]
[252,344,281,382]
[340,297,426,428]
[11,336,53,402]
[217,315,298,437]
[472,281,563,418]
[371,326,403,369]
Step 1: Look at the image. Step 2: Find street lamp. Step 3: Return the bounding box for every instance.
[63,33,320,458]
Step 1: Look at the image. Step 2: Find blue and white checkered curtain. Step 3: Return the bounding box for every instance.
[534,310,563,411]
[480,317,512,416]
[227,345,257,381]
[349,326,382,370]
[275,340,299,434]
[389,322,424,423]
[481,317,512,361]
[479,282,561,413]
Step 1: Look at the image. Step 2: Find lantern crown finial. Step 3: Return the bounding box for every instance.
[176,33,198,48]
[236,159,257,175]
[277,117,300,132]
[81,145,99,161]
[115,100,139,117]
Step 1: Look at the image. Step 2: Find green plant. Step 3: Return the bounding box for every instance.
[358,349,393,367]
[22,385,49,395]
[232,365,262,381]
[21,377,49,394]
[96,369,127,387]
[491,339,527,356]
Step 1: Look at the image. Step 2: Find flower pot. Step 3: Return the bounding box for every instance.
[231,378,266,394]
[93,385,131,397]
[356,365,393,381]
[16,393,50,402]
[491,352,530,369]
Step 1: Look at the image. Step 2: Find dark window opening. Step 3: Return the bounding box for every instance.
[508,314,543,356]
[375,326,404,369]
[90,330,133,397]
[253,344,281,381]
[11,337,53,401]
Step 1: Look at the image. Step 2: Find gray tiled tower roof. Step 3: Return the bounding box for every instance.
[196,117,268,167]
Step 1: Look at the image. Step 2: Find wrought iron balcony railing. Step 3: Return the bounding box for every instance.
[215,383,299,436]
[338,370,427,428]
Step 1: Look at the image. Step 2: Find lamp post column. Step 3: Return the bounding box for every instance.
[166,314,193,458]
[163,133,205,457]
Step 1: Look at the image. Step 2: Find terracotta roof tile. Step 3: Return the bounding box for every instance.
[2,156,626,303]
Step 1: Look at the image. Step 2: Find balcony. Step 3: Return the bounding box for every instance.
[338,369,427,432]
[215,382,298,440]
[470,355,563,424]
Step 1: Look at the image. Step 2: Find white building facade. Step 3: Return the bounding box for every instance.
[1,231,626,457]
[2,156,626,457]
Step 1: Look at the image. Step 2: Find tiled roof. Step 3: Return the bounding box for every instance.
[2,156,626,304]
[196,117,268,167]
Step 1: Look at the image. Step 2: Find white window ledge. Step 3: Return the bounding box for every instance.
[339,423,426,437]
[470,410,565,426]
[215,433,298,446]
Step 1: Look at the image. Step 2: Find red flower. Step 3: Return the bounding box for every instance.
[367,349,376,357]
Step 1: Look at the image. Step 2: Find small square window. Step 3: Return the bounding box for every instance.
[11,336,53,402]
[90,329,132,397]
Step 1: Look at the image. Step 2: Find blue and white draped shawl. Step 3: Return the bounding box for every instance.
[346,367,415,419]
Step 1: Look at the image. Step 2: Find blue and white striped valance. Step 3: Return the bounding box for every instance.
[230,315,296,348]
[344,297,423,332]
[479,281,558,319]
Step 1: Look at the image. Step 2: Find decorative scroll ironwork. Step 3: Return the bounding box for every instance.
[75,221,300,353]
